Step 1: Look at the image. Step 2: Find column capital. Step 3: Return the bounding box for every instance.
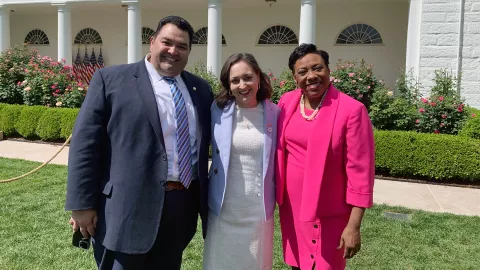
[300,0,316,4]
[121,0,139,4]
[52,2,70,11]
[208,0,222,8]
[122,0,140,10]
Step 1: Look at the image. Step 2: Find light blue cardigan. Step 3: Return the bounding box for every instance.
[208,99,280,220]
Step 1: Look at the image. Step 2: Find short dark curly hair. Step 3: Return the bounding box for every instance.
[288,43,330,72]
[154,15,195,49]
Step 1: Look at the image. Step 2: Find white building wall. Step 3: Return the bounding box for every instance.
[462,0,480,108]
[419,0,480,108]
[8,1,409,88]
[419,0,461,94]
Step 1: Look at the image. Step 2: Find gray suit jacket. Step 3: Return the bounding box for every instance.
[65,59,213,254]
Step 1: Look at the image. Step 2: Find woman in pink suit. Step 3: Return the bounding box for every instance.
[275,43,375,270]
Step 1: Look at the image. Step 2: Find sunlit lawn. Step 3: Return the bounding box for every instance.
[1,157,479,269]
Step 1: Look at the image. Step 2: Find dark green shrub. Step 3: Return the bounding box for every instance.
[14,106,46,138]
[375,130,480,182]
[36,109,62,140]
[0,104,23,135]
[60,108,79,139]
[459,115,480,140]
[369,87,417,131]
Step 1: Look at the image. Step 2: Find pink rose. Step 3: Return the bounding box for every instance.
[348,73,355,77]
[419,108,425,113]
[438,96,444,101]
[434,130,440,134]
[416,119,420,124]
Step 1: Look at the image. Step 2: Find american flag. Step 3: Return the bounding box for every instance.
[88,48,97,81]
[81,47,91,84]
[73,48,82,82]
[96,48,105,69]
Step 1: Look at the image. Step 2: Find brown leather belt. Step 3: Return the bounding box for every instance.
[165,181,186,191]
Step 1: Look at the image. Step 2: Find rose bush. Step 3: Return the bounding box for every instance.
[0,44,86,108]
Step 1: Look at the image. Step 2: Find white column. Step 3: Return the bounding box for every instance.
[207,0,222,78]
[54,3,72,65]
[299,0,316,45]
[0,5,11,52]
[405,0,423,79]
[124,0,141,63]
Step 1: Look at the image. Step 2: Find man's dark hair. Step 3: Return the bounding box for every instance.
[154,15,195,49]
[288,43,330,72]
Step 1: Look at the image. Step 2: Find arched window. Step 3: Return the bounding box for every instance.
[24,29,49,45]
[192,27,226,45]
[142,27,155,45]
[336,24,383,45]
[74,28,103,45]
[258,25,298,45]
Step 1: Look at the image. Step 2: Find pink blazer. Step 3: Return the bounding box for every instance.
[276,85,375,222]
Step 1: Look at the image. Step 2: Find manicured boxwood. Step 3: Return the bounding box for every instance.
[15,105,47,139]
[0,103,79,140]
[59,108,79,140]
[36,109,63,140]
[0,104,24,136]
[375,130,480,182]
[459,116,480,140]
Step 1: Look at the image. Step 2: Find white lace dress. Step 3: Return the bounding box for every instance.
[203,103,274,270]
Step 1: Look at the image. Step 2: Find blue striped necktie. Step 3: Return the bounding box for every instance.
[164,77,192,188]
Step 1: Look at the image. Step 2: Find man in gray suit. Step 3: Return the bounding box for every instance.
[65,15,213,269]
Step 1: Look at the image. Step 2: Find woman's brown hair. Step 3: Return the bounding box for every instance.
[215,53,273,109]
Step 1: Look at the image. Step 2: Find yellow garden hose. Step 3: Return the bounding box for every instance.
[0,134,72,183]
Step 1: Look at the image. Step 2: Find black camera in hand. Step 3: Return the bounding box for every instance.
[72,230,91,250]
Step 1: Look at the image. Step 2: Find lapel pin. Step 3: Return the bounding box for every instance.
[193,87,197,91]
[268,127,273,133]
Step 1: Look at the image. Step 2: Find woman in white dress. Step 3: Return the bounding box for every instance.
[203,53,280,270]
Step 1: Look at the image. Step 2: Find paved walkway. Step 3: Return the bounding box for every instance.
[1,140,479,217]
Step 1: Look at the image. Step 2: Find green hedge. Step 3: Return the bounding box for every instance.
[1,103,480,183]
[375,130,480,182]
[0,103,77,140]
[0,104,23,136]
[59,108,79,139]
[15,106,47,138]
[459,116,480,140]
[37,109,63,140]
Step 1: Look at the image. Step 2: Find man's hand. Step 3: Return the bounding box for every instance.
[337,225,361,259]
[70,209,98,238]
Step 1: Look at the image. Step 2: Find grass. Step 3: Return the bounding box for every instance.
[1,157,480,269]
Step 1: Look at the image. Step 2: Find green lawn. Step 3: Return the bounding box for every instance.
[1,157,479,269]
